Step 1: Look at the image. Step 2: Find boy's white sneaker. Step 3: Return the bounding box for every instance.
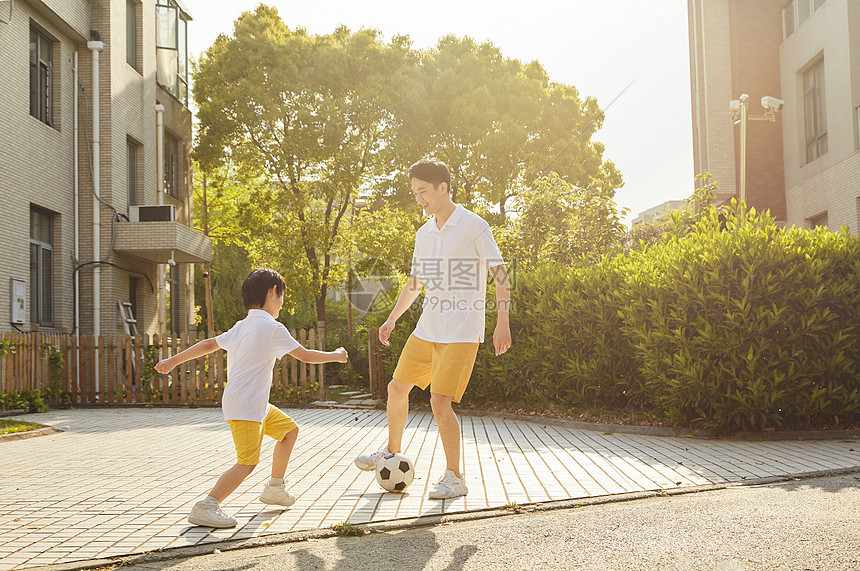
[354,446,390,471]
[259,483,296,507]
[187,501,237,528]
[428,470,468,499]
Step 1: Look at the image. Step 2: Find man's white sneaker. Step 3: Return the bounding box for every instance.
[259,483,296,507]
[354,446,390,471]
[428,470,468,499]
[187,501,237,528]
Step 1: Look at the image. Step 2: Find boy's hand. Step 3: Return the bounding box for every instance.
[333,347,348,363]
[154,358,175,374]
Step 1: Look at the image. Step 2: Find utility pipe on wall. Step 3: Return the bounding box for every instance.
[156,104,166,339]
[87,39,104,339]
[73,50,79,335]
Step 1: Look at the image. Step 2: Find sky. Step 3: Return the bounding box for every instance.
[182,0,695,225]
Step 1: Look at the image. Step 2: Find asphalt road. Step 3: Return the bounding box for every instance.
[90,472,860,571]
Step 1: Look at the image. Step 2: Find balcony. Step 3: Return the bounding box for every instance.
[115,220,212,264]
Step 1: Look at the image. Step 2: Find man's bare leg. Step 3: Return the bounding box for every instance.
[430,393,461,478]
[386,379,413,453]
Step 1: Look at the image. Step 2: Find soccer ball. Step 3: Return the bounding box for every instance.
[375,453,414,493]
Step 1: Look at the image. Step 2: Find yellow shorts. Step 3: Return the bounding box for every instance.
[227,404,298,465]
[392,335,480,403]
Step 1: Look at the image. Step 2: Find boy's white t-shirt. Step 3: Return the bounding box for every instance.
[215,309,301,422]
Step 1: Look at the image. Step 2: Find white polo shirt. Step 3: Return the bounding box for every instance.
[410,204,505,343]
[215,309,301,422]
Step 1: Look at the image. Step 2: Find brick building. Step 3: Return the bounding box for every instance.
[0,0,211,337]
[688,0,860,233]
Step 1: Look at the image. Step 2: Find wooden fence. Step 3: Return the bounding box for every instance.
[0,328,325,407]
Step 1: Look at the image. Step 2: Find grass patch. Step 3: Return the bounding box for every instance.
[331,521,368,537]
[0,419,44,435]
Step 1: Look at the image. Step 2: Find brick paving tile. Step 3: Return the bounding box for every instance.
[0,408,858,570]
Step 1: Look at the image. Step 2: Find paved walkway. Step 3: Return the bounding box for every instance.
[0,408,858,570]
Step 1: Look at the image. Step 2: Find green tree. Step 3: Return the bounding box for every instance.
[498,173,627,269]
[393,35,622,217]
[194,5,415,325]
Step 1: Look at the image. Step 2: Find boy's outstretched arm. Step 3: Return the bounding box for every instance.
[155,338,221,374]
[290,346,348,364]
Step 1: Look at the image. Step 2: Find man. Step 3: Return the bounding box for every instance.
[354,159,511,499]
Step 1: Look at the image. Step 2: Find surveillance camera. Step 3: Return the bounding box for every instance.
[761,96,784,111]
[167,258,176,267]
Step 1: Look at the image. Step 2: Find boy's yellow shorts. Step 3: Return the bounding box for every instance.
[227,404,297,466]
[392,335,480,403]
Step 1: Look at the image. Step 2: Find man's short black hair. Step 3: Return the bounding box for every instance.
[241,268,286,310]
[408,159,451,192]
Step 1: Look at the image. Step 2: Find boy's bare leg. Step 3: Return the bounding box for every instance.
[209,463,255,502]
[271,427,298,479]
[430,393,461,478]
[386,380,412,453]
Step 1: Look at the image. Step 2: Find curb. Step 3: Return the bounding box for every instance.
[0,409,27,418]
[22,466,860,571]
[0,426,62,443]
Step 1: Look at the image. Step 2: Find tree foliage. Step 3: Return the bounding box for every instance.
[195,5,415,324]
[498,173,627,270]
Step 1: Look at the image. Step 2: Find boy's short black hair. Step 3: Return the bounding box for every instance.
[241,268,286,310]
[408,159,451,193]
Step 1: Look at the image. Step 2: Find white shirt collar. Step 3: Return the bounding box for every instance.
[248,308,275,320]
[429,204,465,233]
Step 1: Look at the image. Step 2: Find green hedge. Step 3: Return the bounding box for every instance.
[370,204,860,434]
[621,206,860,433]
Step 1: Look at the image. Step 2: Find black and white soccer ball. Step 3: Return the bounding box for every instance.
[375,452,415,493]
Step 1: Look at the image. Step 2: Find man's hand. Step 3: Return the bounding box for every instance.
[333,347,349,363]
[154,358,175,374]
[493,322,512,356]
[378,319,396,346]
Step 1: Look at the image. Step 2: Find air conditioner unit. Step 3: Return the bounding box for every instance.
[130,205,175,222]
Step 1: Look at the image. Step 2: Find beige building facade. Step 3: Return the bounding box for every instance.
[688,0,860,233]
[0,0,211,337]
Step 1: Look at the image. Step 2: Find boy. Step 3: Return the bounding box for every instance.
[354,159,511,499]
[155,268,348,528]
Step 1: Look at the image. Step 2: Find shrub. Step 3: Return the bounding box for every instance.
[621,204,860,433]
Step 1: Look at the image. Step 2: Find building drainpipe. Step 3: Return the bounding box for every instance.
[73,50,79,336]
[156,104,166,341]
[88,39,104,391]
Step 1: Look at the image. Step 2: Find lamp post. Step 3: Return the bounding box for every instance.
[729,94,784,203]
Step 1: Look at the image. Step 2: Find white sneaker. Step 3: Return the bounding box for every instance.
[354,446,390,471]
[187,501,237,528]
[259,483,296,507]
[428,470,468,499]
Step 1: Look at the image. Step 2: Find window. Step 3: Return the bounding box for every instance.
[163,131,179,198]
[808,212,828,229]
[29,208,53,325]
[156,1,189,104]
[855,105,860,151]
[165,265,180,336]
[783,0,825,39]
[29,25,53,126]
[128,277,140,332]
[804,58,827,163]
[126,0,141,70]
[127,138,141,208]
